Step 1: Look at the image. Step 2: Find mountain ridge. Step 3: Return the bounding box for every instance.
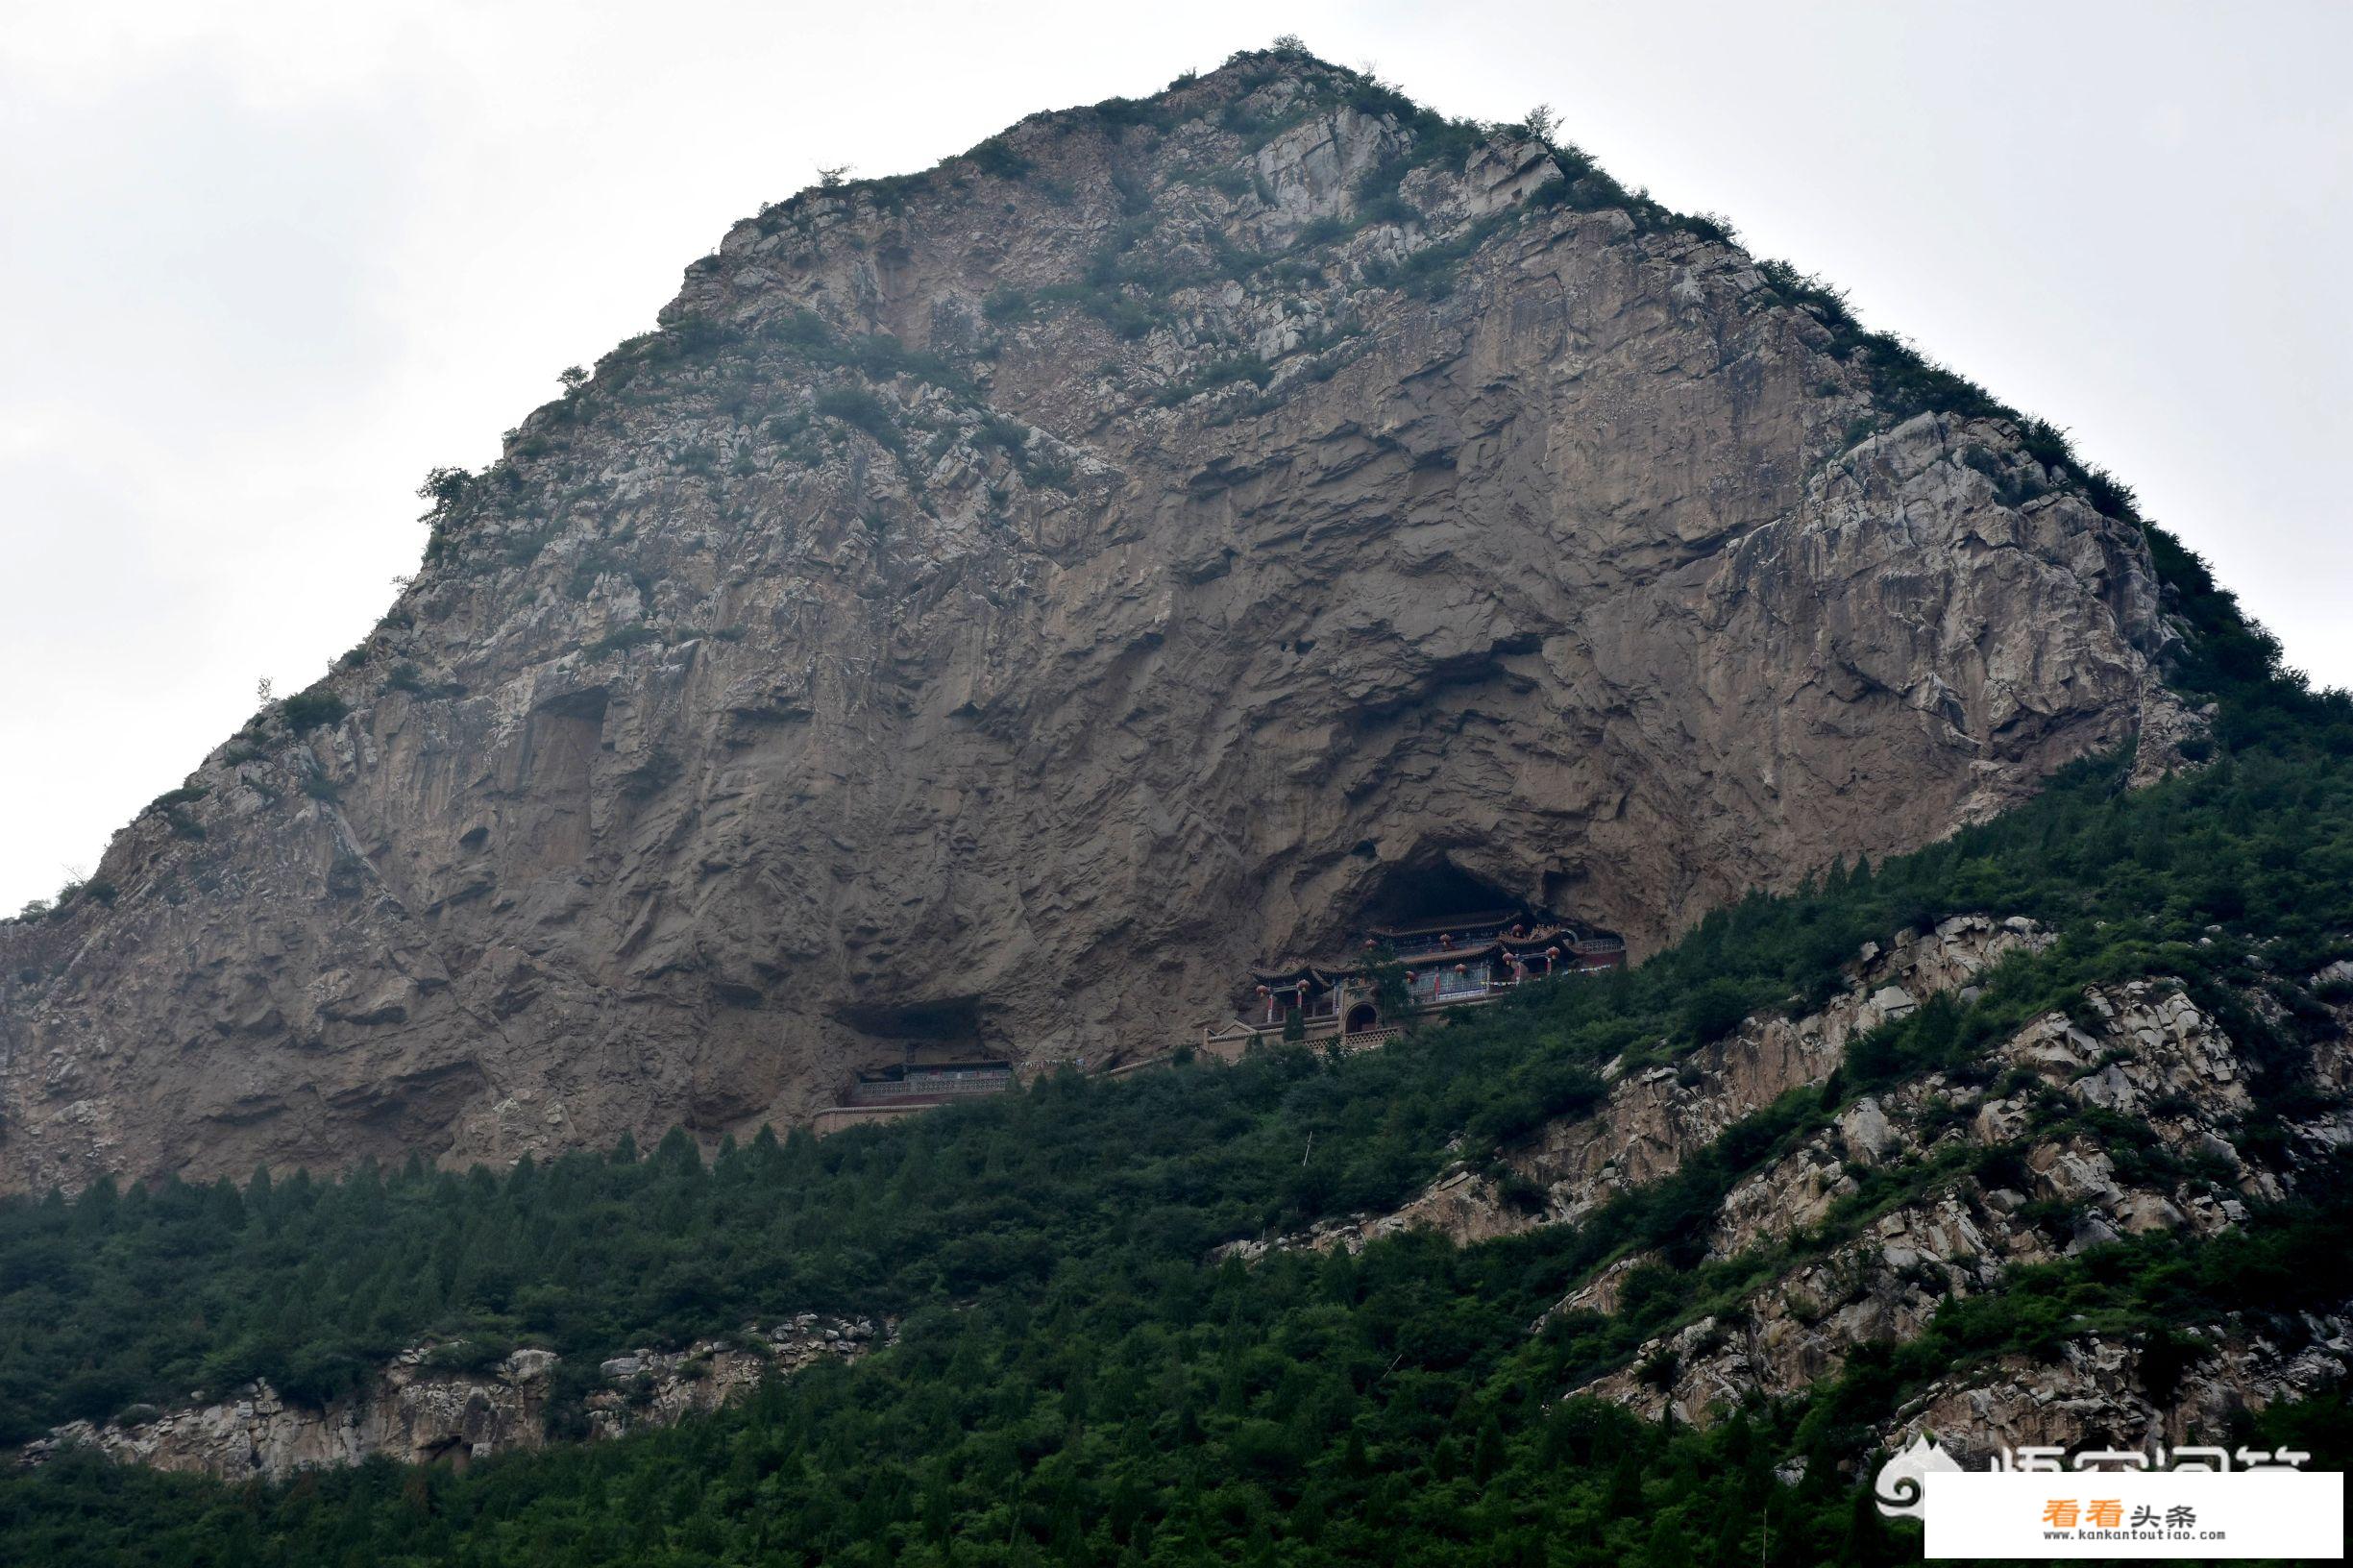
[2,46,2349,1551]
[2,47,2195,1196]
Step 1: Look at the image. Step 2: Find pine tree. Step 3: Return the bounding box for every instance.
[1473,1415,1505,1484]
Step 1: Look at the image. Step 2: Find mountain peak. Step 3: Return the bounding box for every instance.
[1,48,2191,1195]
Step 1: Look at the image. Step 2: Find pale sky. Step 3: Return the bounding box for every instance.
[3,0,2347,913]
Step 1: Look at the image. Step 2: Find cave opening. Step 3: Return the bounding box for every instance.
[832,995,986,1042]
[1354,855,1527,934]
[832,995,1014,1081]
[416,1435,473,1472]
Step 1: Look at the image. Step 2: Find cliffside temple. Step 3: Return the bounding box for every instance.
[810,1050,1016,1135]
[1200,908,1626,1060]
[826,907,1630,1115]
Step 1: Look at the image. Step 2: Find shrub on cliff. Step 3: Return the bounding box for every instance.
[279,687,348,733]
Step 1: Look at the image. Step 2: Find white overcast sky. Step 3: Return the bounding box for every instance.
[3,0,2348,912]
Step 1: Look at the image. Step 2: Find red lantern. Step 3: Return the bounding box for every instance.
[1453,962,1468,974]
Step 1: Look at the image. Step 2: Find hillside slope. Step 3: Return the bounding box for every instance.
[0,50,2187,1194]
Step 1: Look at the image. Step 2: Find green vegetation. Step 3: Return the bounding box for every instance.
[819,383,908,452]
[962,137,1033,182]
[415,464,475,519]
[278,686,350,734]
[0,1148,2343,1566]
[1153,355,1272,407]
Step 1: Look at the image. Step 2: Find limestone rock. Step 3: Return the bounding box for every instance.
[20,1317,881,1481]
[1557,971,2346,1430]
[0,55,2185,1193]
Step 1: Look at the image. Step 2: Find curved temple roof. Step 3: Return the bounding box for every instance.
[1248,922,1620,987]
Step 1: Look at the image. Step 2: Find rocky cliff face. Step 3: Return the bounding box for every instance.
[1566,968,2351,1456]
[20,1315,883,1481]
[0,52,2187,1194]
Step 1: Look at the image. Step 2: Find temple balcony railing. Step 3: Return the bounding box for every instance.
[846,1072,1016,1105]
[1219,964,1623,1045]
[1381,938,1474,960]
[1374,932,1624,963]
[1247,996,1340,1026]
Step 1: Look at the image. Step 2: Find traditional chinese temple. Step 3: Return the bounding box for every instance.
[813,1047,1016,1135]
[1221,908,1626,1049]
[844,1055,1015,1105]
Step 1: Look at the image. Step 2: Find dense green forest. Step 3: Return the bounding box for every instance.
[1,520,2349,1564]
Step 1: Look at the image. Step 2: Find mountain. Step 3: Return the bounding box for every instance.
[4,43,2351,1568]
[0,50,2192,1196]
[3,616,2348,1556]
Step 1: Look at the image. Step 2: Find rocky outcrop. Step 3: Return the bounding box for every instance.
[19,1314,880,1481]
[1888,1311,2352,1463]
[0,53,2186,1195]
[1564,975,2345,1429]
[1221,914,2049,1261]
[1516,917,2051,1221]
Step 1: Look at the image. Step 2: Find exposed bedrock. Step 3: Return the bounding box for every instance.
[0,56,2185,1192]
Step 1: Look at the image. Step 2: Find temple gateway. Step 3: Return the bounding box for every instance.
[1205,907,1627,1056]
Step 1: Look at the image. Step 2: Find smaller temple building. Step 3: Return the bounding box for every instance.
[845,1056,1016,1105]
[813,1048,1016,1135]
[1208,908,1626,1056]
